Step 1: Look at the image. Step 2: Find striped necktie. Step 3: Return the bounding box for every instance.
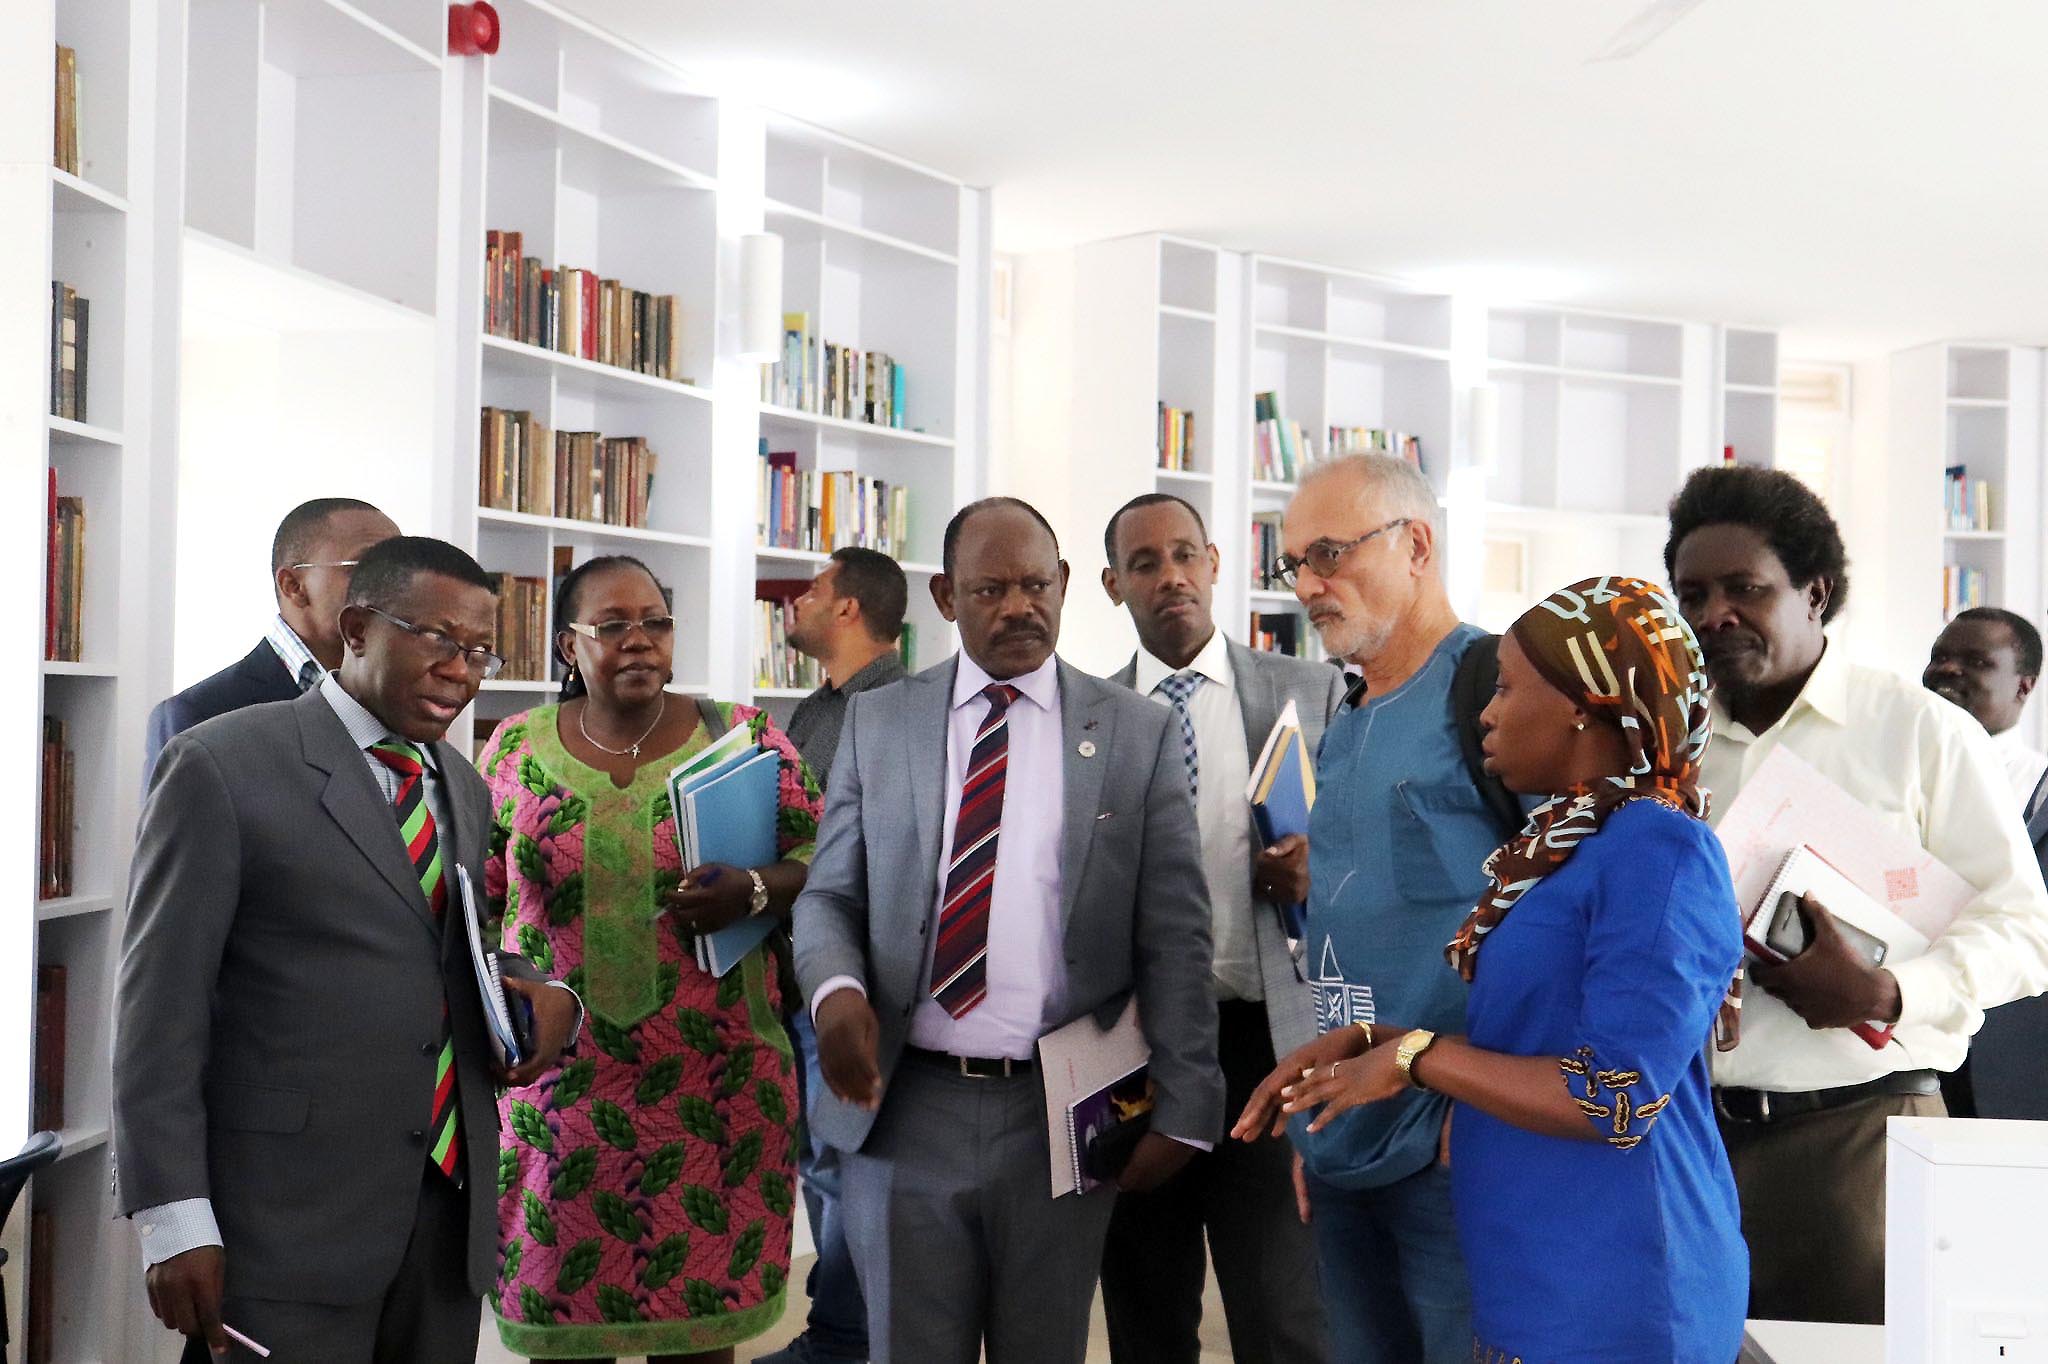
[930,683,1019,1018]
[369,739,462,1180]
[1155,670,1202,800]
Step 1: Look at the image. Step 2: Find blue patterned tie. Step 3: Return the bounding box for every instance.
[1155,671,1202,800]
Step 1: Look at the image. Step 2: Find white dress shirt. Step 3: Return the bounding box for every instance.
[265,613,326,693]
[1134,631,1260,1001]
[1992,724,2048,807]
[1705,643,2048,1092]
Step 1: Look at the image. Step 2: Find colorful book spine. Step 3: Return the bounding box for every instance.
[755,449,909,558]
[483,230,683,381]
[1157,403,1196,471]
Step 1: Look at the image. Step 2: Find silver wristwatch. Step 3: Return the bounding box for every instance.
[746,868,770,917]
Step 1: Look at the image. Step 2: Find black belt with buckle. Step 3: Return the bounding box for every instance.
[1714,1069,1939,1125]
[905,1045,1035,1079]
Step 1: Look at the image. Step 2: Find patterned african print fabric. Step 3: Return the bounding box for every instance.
[481,701,821,1358]
[1446,576,1712,982]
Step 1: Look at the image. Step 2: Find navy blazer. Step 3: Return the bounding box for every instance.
[142,639,300,791]
[1968,772,2048,1120]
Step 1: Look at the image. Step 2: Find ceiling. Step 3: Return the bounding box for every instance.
[577,0,2048,359]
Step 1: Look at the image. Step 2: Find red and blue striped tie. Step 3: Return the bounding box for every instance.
[370,739,462,1180]
[931,683,1019,1018]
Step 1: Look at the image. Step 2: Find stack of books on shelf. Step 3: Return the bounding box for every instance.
[39,716,73,899]
[1157,403,1196,471]
[478,407,552,516]
[1249,612,1302,657]
[1943,564,1988,619]
[1329,426,1421,468]
[757,446,909,558]
[477,412,659,530]
[754,582,822,691]
[1944,465,1994,532]
[1254,391,1315,483]
[763,313,908,429]
[1252,513,1285,589]
[44,478,84,662]
[490,573,549,683]
[49,281,89,422]
[54,45,80,175]
[35,964,66,1129]
[483,230,684,382]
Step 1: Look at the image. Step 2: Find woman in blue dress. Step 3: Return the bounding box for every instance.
[1238,576,1748,1364]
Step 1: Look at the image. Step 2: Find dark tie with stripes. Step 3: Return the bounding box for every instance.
[930,683,1019,1018]
[369,739,462,1180]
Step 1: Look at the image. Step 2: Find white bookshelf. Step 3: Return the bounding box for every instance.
[8,0,167,1354]
[1890,342,2043,635]
[1472,305,1711,629]
[1717,326,1781,470]
[753,115,982,705]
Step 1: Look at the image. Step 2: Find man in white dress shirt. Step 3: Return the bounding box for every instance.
[1097,493,1339,1364]
[793,497,1223,1363]
[1666,467,2048,1324]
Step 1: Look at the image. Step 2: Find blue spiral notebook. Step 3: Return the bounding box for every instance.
[1245,699,1315,940]
[669,746,782,976]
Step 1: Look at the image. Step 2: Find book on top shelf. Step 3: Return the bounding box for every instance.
[484,230,684,383]
[54,45,79,176]
[1943,465,1994,532]
[1157,402,1195,471]
[757,442,909,558]
[1253,391,1314,483]
[39,716,74,899]
[49,282,89,422]
[490,574,550,683]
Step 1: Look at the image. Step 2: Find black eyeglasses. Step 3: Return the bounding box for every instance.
[362,604,506,679]
[1267,519,1413,589]
[568,615,676,646]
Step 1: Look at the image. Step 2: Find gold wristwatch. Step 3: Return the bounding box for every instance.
[1394,1029,1438,1089]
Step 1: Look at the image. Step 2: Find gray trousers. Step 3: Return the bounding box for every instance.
[842,1051,1119,1364]
[180,1169,479,1364]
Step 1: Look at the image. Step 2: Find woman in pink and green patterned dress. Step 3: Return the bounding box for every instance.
[482,555,818,1363]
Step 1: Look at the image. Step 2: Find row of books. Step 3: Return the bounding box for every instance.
[1943,564,1989,619]
[1157,403,1196,471]
[758,446,911,558]
[764,313,908,429]
[483,230,685,382]
[1944,465,1995,532]
[478,407,660,528]
[54,45,80,176]
[491,572,551,683]
[35,964,66,1130]
[1329,426,1422,467]
[50,281,89,423]
[1249,611,1303,657]
[1251,513,1285,589]
[45,476,84,662]
[39,717,74,900]
[752,588,824,691]
[1253,391,1316,483]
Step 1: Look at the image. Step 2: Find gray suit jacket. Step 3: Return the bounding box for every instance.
[793,656,1224,1154]
[113,688,508,1303]
[1111,639,1348,1057]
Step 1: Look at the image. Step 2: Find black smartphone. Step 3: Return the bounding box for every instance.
[1763,890,1889,967]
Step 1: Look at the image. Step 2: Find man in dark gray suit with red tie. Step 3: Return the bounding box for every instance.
[794,497,1223,1364]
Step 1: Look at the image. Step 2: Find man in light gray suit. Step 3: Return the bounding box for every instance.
[1099,493,1342,1364]
[114,537,582,1363]
[793,497,1224,1364]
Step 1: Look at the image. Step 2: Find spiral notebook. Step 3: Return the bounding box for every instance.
[457,864,525,1067]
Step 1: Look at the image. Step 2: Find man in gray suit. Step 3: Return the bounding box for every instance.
[794,497,1223,1364]
[114,537,582,1363]
[1099,493,1341,1364]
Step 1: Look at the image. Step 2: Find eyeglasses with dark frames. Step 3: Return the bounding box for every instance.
[361,604,506,679]
[567,615,677,647]
[1266,519,1414,589]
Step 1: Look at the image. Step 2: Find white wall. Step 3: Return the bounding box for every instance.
[175,237,436,687]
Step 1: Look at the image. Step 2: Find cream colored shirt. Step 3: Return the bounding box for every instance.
[1706,643,2048,1091]
[1135,631,1261,1002]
